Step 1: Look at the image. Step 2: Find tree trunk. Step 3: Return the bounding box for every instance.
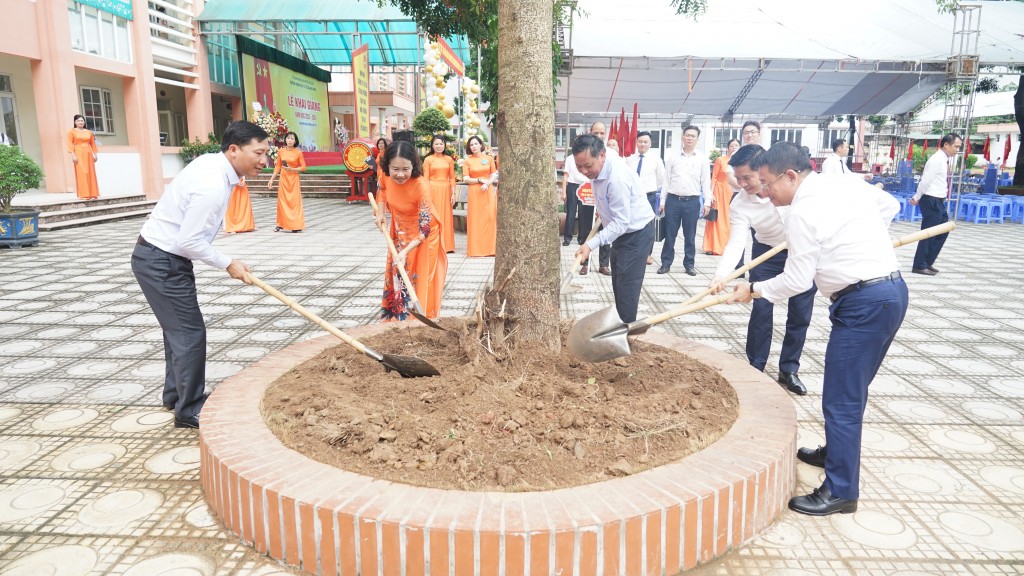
[1013,73,1023,186]
[491,0,560,350]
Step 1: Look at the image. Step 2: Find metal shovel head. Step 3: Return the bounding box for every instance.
[567,305,634,362]
[379,352,441,378]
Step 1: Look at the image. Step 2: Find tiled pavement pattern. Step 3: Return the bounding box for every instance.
[1,196,1022,575]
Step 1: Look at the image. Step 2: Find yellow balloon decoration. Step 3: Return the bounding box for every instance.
[442,104,455,119]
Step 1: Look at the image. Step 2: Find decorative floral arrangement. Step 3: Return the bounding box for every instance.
[251,102,289,163]
[334,118,349,150]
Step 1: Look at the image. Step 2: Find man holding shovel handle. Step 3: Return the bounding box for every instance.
[724,142,909,517]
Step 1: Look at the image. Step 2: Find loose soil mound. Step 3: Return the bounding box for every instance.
[262,319,738,492]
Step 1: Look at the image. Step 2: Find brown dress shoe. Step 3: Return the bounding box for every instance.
[599,266,612,276]
[579,265,588,276]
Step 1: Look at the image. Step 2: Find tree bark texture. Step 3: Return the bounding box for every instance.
[493,0,560,349]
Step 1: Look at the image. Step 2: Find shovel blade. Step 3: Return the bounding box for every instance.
[567,305,633,362]
[411,310,446,331]
[380,353,441,378]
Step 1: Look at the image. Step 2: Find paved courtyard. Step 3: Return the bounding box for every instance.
[1,197,1022,575]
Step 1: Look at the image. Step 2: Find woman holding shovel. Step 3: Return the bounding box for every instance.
[375,141,448,320]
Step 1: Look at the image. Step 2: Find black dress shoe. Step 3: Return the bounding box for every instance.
[927,265,939,273]
[562,239,570,246]
[797,445,826,468]
[685,267,697,276]
[174,415,200,429]
[599,266,612,276]
[788,484,857,516]
[911,268,937,276]
[657,266,670,274]
[778,372,807,395]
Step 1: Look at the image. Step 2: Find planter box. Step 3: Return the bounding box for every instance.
[0,210,40,248]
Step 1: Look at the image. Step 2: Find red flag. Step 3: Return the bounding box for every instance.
[619,108,627,149]
[983,135,991,161]
[922,139,928,156]
[627,103,639,157]
[609,118,617,144]
[1003,137,1012,168]
[964,138,971,156]
[889,140,895,160]
[906,140,914,161]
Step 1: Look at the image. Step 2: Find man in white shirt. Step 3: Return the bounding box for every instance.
[132,121,270,429]
[586,121,614,275]
[728,142,908,517]
[741,120,761,146]
[560,148,590,248]
[709,145,814,395]
[660,125,711,276]
[627,131,666,266]
[909,132,960,275]
[572,134,655,323]
[820,139,850,175]
[0,132,10,146]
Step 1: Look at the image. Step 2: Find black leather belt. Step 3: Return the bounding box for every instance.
[830,271,901,303]
[136,236,155,249]
[672,195,698,201]
[136,236,188,260]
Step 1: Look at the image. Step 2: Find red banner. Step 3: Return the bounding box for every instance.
[435,36,465,77]
[576,182,595,206]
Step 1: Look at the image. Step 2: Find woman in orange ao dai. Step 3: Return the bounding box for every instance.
[375,141,447,320]
[462,135,497,257]
[224,177,255,233]
[422,135,456,253]
[267,131,306,232]
[702,138,740,255]
[66,114,100,199]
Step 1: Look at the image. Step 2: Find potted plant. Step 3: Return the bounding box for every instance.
[0,145,45,248]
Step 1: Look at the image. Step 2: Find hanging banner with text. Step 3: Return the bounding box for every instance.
[435,36,465,77]
[240,53,331,152]
[352,44,371,139]
[78,0,133,20]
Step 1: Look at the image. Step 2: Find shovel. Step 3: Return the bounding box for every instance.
[559,218,602,291]
[568,220,957,362]
[368,193,445,331]
[247,274,440,378]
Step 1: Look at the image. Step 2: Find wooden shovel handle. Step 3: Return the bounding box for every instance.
[369,192,425,311]
[559,218,603,291]
[642,220,958,329]
[247,274,369,355]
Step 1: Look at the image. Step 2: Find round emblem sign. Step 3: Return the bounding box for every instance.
[342,141,374,174]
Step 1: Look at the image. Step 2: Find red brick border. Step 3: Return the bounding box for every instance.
[200,324,797,575]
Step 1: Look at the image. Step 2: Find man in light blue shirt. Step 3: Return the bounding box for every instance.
[572,134,655,323]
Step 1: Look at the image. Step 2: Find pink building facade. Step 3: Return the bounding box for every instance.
[2,0,240,198]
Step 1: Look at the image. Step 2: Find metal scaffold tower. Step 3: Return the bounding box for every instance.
[554,2,575,159]
[943,4,982,217]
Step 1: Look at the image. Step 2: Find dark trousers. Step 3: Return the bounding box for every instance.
[646,192,658,255]
[823,277,908,499]
[912,195,949,270]
[660,194,699,270]
[563,183,582,242]
[580,211,609,269]
[131,242,207,419]
[747,239,816,373]
[610,220,656,323]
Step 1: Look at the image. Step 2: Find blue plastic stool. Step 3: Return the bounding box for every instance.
[971,201,1002,224]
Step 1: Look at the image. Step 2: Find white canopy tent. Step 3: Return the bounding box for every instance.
[559,0,1024,120]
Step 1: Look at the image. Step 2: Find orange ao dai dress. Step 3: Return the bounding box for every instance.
[378,175,448,320]
[423,153,456,253]
[702,155,734,255]
[464,153,497,257]
[224,178,255,233]
[274,147,306,231]
[66,128,100,199]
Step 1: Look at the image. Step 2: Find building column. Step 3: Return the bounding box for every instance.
[187,33,215,141]
[123,0,163,199]
[31,0,82,193]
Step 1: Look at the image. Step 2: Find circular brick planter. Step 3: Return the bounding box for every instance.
[200,324,797,575]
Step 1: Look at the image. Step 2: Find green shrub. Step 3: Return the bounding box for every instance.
[412,108,452,137]
[179,133,221,165]
[0,146,44,213]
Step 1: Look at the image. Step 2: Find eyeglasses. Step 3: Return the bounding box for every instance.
[760,173,785,189]
[742,130,759,136]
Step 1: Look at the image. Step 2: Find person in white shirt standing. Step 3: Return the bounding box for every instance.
[560,144,590,249]
[727,141,908,516]
[132,121,270,429]
[660,125,711,276]
[820,139,851,175]
[909,132,960,276]
[709,145,813,395]
[627,131,666,266]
